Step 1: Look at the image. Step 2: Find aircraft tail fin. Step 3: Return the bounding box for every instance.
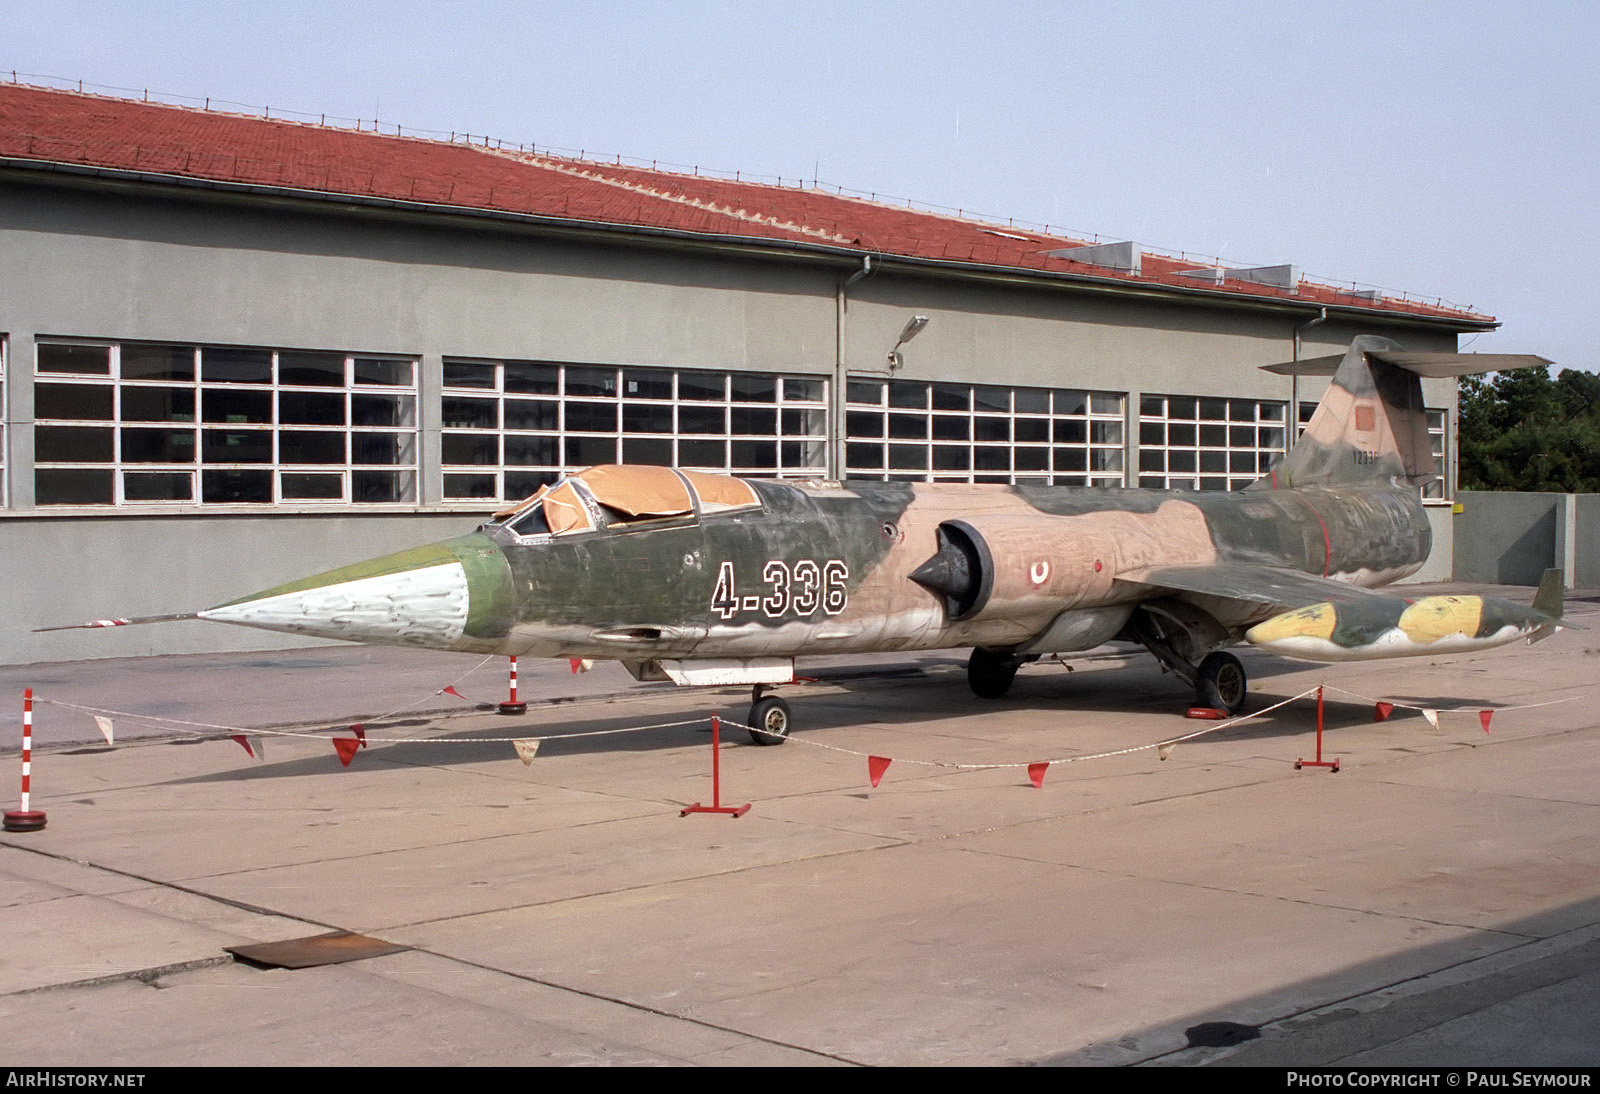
[1257,338,1551,491]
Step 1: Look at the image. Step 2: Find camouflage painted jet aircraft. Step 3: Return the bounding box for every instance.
[56,336,1571,743]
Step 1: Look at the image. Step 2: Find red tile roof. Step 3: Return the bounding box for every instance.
[0,82,1491,326]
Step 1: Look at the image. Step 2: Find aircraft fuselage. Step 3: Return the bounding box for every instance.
[200,476,1432,663]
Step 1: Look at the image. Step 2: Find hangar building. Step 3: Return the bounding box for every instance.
[0,81,1496,664]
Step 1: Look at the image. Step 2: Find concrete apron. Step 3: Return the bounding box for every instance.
[1,610,1597,1066]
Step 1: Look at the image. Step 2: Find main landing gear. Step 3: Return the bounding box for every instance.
[1124,600,1249,716]
[1194,651,1248,715]
[968,647,1025,699]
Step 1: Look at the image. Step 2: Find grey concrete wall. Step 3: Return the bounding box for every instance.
[1454,491,1564,586]
[1574,495,1600,588]
[1,512,479,664]
[1399,505,1456,583]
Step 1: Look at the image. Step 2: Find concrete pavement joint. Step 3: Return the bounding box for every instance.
[0,838,341,931]
[958,840,1544,939]
[3,955,236,998]
[400,943,871,1066]
[390,838,912,931]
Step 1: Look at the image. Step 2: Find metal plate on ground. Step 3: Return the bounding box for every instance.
[225,931,409,969]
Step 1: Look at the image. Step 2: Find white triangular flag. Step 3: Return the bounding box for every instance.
[93,716,114,745]
[1157,742,1175,762]
[513,738,540,765]
[1421,708,1439,729]
[248,735,265,760]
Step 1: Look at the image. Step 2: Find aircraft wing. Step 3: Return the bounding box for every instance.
[1115,563,1403,611]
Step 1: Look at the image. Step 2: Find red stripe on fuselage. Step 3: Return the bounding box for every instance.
[1302,499,1333,576]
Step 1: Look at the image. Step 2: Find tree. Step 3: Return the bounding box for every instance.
[1458,368,1600,492]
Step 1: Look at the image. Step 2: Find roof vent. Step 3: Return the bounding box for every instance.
[1225,264,1300,292]
[1044,241,1140,275]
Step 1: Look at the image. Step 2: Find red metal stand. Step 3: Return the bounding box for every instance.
[1295,686,1341,772]
[497,656,527,715]
[4,689,47,832]
[681,716,751,817]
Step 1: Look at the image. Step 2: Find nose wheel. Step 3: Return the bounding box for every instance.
[747,688,793,745]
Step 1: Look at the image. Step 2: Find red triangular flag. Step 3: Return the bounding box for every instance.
[351,723,367,748]
[230,734,255,759]
[1374,701,1394,722]
[1027,762,1049,789]
[569,658,583,674]
[333,737,361,766]
[867,755,892,789]
[443,686,466,700]
[1479,709,1493,733]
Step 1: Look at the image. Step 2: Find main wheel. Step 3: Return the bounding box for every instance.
[747,696,793,745]
[968,647,1020,699]
[1196,651,1247,715]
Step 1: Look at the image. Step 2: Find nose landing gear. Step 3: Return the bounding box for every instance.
[746,685,793,745]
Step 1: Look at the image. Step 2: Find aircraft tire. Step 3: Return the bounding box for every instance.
[968,647,1020,699]
[747,696,793,745]
[1196,652,1247,715]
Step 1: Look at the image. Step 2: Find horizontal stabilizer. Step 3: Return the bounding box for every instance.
[1262,351,1552,378]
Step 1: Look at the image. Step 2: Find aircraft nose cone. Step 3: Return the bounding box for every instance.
[197,534,515,649]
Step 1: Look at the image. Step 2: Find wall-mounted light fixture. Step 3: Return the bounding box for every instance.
[887,315,929,371]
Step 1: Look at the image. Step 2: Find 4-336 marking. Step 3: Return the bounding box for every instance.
[711,560,848,620]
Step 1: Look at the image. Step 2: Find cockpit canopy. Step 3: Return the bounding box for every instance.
[493,465,762,537]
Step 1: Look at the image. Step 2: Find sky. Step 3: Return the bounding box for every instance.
[6,0,1596,370]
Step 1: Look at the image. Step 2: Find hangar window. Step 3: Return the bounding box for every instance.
[845,381,1124,486]
[441,360,828,502]
[1137,396,1286,491]
[31,340,418,507]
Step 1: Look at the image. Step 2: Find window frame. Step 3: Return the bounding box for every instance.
[440,359,829,503]
[844,380,1125,486]
[30,339,419,507]
[1138,394,1287,492]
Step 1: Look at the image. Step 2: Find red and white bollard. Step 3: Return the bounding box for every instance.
[497,656,527,716]
[4,688,47,832]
